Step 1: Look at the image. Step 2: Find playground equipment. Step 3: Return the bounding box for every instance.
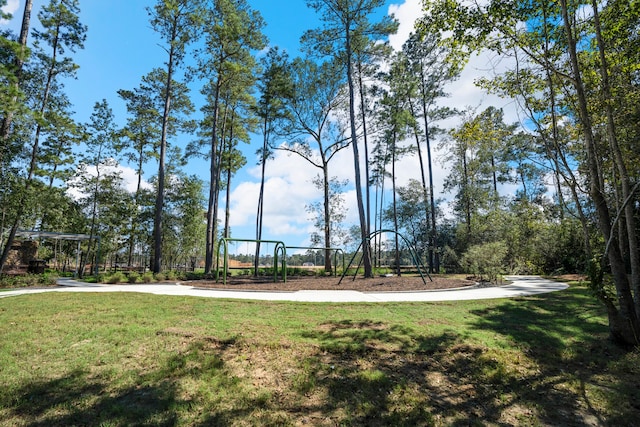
[215,238,287,285]
[339,229,432,284]
[285,246,345,277]
[214,238,348,285]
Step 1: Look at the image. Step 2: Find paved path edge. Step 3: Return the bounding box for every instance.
[0,275,570,303]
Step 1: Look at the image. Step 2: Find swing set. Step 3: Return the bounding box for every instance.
[215,238,287,285]
[214,238,349,285]
[284,246,345,277]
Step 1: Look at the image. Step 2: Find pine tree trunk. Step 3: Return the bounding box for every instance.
[204,79,222,274]
[346,27,372,277]
[0,0,32,143]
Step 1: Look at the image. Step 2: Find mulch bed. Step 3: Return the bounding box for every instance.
[184,274,477,292]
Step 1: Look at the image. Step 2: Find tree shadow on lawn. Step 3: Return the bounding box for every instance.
[468,285,640,426]
[4,369,180,426]
[293,290,640,425]
[2,337,277,426]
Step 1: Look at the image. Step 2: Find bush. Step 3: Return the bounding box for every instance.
[106,272,126,284]
[141,272,155,283]
[40,272,57,286]
[127,271,140,284]
[0,273,57,289]
[184,271,205,280]
[460,241,508,283]
[154,272,166,282]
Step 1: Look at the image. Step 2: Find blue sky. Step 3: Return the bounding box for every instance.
[2,0,518,255]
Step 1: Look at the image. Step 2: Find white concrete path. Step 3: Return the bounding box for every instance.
[0,275,568,303]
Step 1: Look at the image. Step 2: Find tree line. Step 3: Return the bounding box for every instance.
[0,0,638,344]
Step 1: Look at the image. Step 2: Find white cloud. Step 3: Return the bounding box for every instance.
[0,0,19,25]
[228,150,321,237]
[228,143,374,243]
[118,164,152,194]
[388,0,422,51]
[1,0,18,14]
[66,162,151,200]
[441,51,520,124]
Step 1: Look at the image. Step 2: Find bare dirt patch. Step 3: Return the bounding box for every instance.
[185,274,475,292]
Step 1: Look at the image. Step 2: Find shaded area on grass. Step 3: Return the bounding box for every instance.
[1,339,288,426]
[469,286,640,426]
[5,370,179,427]
[288,288,639,425]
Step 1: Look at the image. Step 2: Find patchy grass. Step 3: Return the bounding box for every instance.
[0,283,638,425]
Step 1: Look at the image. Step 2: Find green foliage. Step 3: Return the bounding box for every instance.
[141,272,155,283]
[127,271,140,284]
[422,0,640,345]
[105,271,125,284]
[0,273,56,289]
[586,255,617,305]
[460,241,508,282]
[162,174,206,272]
[183,271,206,280]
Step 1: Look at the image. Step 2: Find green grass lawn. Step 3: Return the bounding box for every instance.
[1,283,638,426]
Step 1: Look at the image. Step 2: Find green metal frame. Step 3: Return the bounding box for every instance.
[285,246,345,277]
[339,229,432,284]
[215,238,287,285]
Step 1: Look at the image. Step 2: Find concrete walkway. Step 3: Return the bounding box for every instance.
[0,275,568,303]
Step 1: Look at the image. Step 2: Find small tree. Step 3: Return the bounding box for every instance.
[305,175,349,267]
[460,241,508,283]
[302,0,398,278]
[280,57,350,271]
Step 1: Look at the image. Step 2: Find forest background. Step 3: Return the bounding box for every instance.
[1,0,639,343]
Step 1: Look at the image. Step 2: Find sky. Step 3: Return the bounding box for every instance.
[1,0,519,255]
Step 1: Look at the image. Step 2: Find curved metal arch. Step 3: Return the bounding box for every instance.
[339,229,432,284]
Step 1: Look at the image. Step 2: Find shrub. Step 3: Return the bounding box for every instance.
[184,271,205,280]
[40,273,57,286]
[155,272,166,282]
[141,272,155,283]
[460,241,508,283]
[127,271,140,284]
[0,273,57,289]
[106,272,126,284]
